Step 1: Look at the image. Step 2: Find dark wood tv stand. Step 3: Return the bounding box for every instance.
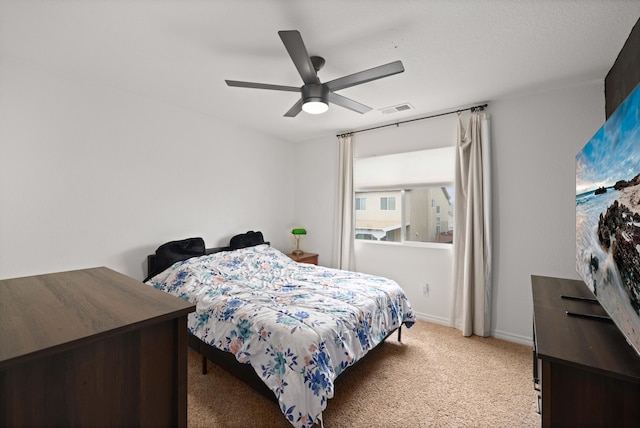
[532,275,640,427]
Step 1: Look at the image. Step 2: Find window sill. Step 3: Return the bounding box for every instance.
[355,239,453,250]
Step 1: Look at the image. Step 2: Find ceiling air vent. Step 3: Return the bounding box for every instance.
[379,103,414,115]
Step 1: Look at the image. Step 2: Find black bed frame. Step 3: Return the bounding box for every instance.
[146,245,404,403]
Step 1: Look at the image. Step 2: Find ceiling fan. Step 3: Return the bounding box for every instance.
[225,30,405,117]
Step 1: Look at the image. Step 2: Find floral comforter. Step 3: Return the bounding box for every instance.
[146,244,415,428]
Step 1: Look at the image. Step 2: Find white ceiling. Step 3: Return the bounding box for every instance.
[2,1,640,143]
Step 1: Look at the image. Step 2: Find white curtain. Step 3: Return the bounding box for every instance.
[335,134,355,271]
[450,111,492,337]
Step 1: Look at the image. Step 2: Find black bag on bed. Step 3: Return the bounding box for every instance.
[145,237,205,282]
[229,231,267,250]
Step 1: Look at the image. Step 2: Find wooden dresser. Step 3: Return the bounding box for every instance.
[532,275,640,427]
[0,267,195,427]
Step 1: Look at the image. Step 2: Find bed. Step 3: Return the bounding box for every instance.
[144,234,415,428]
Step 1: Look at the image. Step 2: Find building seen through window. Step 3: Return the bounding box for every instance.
[354,186,454,243]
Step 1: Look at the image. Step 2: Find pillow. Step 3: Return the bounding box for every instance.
[229,231,267,250]
[145,237,205,282]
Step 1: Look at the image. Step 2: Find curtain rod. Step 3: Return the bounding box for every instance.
[337,103,488,137]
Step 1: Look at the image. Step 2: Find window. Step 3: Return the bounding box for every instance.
[380,196,396,210]
[355,197,366,210]
[353,146,455,245]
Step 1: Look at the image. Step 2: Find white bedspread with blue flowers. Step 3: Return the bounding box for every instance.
[146,244,415,428]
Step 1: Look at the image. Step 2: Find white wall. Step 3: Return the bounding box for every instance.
[291,138,339,264]
[0,56,295,280]
[490,82,604,343]
[294,81,605,344]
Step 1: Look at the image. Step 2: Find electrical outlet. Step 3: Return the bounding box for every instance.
[422,283,430,296]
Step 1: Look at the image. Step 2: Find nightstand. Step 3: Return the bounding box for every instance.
[287,252,318,265]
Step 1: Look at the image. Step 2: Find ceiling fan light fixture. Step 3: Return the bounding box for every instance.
[301,84,330,114]
[302,100,329,114]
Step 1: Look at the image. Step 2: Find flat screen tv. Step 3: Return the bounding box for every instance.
[576,82,640,355]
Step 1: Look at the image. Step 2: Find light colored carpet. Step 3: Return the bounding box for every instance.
[187,320,540,427]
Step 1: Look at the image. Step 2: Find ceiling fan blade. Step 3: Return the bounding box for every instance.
[278,30,319,85]
[327,92,372,114]
[284,99,303,117]
[325,60,405,92]
[226,80,300,92]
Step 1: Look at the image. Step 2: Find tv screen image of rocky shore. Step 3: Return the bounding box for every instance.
[575,83,640,354]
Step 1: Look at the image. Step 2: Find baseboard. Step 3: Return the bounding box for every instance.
[412,311,534,347]
[491,329,533,347]
[413,311,450,326]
